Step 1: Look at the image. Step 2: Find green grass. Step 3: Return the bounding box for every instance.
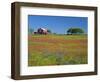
[32,34,87,40]
[28,34,87,66]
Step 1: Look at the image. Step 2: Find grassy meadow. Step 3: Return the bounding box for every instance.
[28,34,87,66]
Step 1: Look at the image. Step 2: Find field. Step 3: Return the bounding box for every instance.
[28,34,87,66]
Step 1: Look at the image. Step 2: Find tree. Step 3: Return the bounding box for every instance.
[47,29,52,34]
[67,28,84,35]
[28,28,34,34]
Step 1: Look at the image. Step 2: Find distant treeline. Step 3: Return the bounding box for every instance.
[28,27,85,35]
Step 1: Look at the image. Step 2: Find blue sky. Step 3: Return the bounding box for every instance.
[28,15,88,34]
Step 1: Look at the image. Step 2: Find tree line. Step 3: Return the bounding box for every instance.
[28,27,85,35]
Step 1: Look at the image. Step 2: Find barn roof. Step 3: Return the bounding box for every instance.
[39,28,47,31]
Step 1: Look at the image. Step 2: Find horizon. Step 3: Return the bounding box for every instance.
[28,15,88,34]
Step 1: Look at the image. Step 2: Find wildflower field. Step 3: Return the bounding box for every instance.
[28,34,87,66]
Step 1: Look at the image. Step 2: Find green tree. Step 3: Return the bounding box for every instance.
[67,28,84,35]
[28,28,34,34]
[47,29,52,34]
